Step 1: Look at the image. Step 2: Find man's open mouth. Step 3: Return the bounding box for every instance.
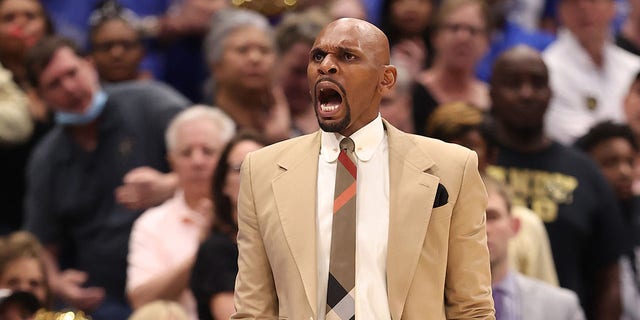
[318,87,343,112]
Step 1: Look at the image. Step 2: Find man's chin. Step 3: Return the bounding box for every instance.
[318,117,350,133]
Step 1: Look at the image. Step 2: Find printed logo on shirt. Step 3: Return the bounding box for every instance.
[486,166,578,223]
[119,138,134,159]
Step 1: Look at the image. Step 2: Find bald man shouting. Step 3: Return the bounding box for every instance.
[232,18,494,320]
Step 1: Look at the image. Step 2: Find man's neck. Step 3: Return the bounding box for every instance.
[573,31,607,67]
[69,121,99,151]
[216,87,268,129]
[491,261,510,286]
[183,186,211,211]
[495,121,551,153]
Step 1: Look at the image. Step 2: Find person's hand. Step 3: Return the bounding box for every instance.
[162,0,227,37]
[261,85,292,143]
[391,38,427,81]
[24,87,49,122]
[115,167,177,210]
[54,269,105,312]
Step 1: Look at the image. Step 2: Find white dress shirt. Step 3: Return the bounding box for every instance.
[316,115,391,320]
[543,29,640,145]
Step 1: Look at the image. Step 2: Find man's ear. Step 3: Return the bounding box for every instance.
[510,216,521,237]
[379,65,397,93]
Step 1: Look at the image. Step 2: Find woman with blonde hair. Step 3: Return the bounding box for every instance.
[0,231,51,308]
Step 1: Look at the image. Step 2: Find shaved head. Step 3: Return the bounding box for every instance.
[491,45,546,84]
[317,18,391,65]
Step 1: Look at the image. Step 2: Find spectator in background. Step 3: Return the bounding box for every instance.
[0,0,53,88]
[0,63,31,146]
[413,0,490,135]
[483,175,585,320]
[474,0,555,82]
[190,131,266,320]
[0,231,51,308]
[205,8,290,143]
[380,0,433,75]
[44,0,228,102]
[23,36,189,320]
[616,0,640,56]
[379,62,415,133]
[127,106,235,320]
[128,300,189,320]
[327,0,367,20]
[488,45,626,319]
[543,0,640,145]
[0,0,54,235]
[274,9,327,136]
[426,101,559,286]
[575,121,640,320]
[88,1,148,83]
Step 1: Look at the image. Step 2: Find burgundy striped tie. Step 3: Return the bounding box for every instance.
[326,137,357,320]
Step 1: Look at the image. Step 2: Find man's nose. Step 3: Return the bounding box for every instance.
[109,44,126,57]
[519,82,534,98]
[60,76,76,92]
[318,56,338,75]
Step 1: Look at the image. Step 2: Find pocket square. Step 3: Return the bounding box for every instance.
[433,183,449,208]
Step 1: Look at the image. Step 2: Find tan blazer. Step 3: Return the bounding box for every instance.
[232,120,494,320]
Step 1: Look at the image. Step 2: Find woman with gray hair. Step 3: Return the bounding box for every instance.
[204,8,290,143]
[126,105,235,320]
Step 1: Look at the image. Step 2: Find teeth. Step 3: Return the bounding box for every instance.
[320,103,339,112]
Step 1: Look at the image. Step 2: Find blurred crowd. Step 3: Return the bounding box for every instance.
[0,0,639,319]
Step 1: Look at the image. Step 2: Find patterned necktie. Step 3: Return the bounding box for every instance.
[326,137,357,320]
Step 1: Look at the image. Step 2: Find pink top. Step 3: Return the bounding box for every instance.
[127,192,207,320]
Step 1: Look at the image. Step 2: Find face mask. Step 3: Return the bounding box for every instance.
[55,90,108,126]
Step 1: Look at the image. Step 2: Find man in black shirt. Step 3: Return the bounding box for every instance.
[23,36,189,320]
[486,45,626,320]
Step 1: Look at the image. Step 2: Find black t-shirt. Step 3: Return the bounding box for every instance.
[190,232,238,320]
[487,142,627,317]
[411,84,439,136]
[620,197,640,291]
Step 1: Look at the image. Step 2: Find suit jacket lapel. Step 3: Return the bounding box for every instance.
[272,132,321,316]
[384,121,441,320]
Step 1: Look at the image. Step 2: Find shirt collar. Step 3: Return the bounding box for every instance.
[320,114,384,163]
[174,190,207,225]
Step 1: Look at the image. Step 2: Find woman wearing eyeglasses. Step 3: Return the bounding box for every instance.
[413,0,491,136]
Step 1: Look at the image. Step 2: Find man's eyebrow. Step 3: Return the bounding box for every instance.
[309,47,325,57]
